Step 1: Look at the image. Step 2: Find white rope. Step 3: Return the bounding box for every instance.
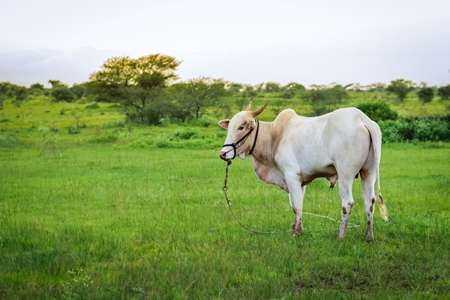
[303,212,360,228]
[223,162,361,234]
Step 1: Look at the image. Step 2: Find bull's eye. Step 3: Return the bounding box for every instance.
[238,126,244,131]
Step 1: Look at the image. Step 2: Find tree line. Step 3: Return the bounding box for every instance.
[1,53,450,125]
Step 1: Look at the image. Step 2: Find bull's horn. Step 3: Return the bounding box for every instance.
[251,101,269,117]
[245,97,254,111]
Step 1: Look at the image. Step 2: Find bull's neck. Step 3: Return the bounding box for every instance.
[249,121,277,164]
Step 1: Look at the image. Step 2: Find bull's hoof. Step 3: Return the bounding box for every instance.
[366,234,374,242]
[337,232,346,240]
[292,224,302,236]
[292,231,302,237]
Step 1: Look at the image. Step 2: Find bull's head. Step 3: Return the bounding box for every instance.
[218,101,268,161]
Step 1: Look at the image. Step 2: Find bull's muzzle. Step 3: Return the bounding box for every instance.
[219,144,236,161]
[219,151,227,160]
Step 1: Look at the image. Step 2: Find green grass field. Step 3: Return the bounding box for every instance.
[1,99,449,299]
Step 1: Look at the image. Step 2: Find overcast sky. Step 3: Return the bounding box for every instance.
[1,0,449,87]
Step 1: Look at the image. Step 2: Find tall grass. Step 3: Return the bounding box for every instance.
[1,134,449,298]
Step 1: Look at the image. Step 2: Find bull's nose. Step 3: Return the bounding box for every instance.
[219,151,227,160]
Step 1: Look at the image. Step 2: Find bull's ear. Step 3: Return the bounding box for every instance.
[218,120,230,130]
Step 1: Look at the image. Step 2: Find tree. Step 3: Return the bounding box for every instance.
[281,82,305,99]
[272,99,287,115]
[417,87,434,104]
[264,82,281,93]
[0,82,29,106]
[235,92,249,111]
[348,83,363,92]
[13,86,28,102]
[51,87,74,102]
[254,83,265,93]
[244,85,258,98]
[437,84,450,100]
[366,82,387,92]
[89,54,180,124]
[232,84,257,111]
[386,79,415,102]
[168,77,229,121]
[49,80,74,102]
[227,82,243,95]
[305,84,349,116]
[0,82,15,109]
[70,83,89,99]
[29,83,45,96]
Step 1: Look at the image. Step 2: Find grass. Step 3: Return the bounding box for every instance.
[0,98,449,298]
[0,123,449,298]
[0,97,124,130]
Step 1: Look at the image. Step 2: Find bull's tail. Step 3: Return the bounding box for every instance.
[365,118,388,221]
[377,180,388,221]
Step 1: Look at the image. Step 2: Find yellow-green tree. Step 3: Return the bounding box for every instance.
[89,54,180,124]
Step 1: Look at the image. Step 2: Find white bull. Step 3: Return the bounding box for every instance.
[218,102,387,240]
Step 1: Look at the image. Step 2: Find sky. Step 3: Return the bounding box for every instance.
[1,0,449,87]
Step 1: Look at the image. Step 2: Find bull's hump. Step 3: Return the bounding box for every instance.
[274,109,298,124]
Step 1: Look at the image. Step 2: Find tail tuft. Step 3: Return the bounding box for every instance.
[378,193,388,221]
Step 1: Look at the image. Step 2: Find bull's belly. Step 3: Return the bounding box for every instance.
[301,165,338,187]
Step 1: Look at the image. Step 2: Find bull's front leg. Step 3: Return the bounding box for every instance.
[288,181,306,236]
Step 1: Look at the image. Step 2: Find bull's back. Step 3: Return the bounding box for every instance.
[324,108,373,169]
[274,109,335,176]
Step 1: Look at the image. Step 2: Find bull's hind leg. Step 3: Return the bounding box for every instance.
[361,170,377,241]
[337,178,355,240]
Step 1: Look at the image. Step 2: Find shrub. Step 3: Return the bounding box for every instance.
[88,134,118,143]
[154,128,223,149]
[85,102,100,109]
[155,134,172,148]
[378,120,403,143]
[356,101,398,122]
[174,128,199,140]
[413,118,449,141]
[0,133,19,147]
[125,139,152,149]
[379,114,450,143]
[67,127,80,134]
[190,115,217,127]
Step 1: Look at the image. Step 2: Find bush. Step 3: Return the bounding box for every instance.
[85,102,100,109]
[125,139,152,149]
[51,86,74,102]
[0,133,20,147]
[88,134,118,143]
[379,114,450,143]
[173,128,199,140]
[356,101,398,122]
[155,134,172,148]
[413,119,449,141]
[154,128,223,149]
[67,127,80,134]
[378,120,403,143]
